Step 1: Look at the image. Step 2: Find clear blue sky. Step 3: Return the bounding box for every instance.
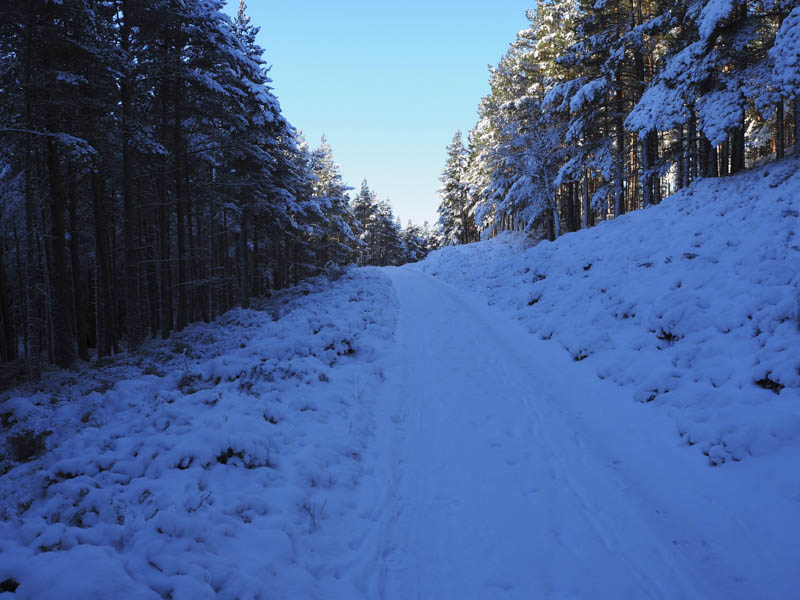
[224,1,534,226]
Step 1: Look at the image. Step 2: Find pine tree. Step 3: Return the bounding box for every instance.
[307,136,356,269]
[436,131,477,245]
[351,179,378,265]
[771,6,800,155]
[401,221,429,263]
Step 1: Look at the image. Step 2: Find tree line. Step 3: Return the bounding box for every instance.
[0,0,429,374]
[436,0,799,244]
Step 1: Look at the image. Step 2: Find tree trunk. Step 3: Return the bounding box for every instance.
[158,176,171,340]
[720,140,729,176]
[614,87,625,217]
[187,198,198,322]
[699,135,709,178]
[0,242,15,362]
[223,208,232,308]
[252,216,261,297]
[120,3,142,349]
[45,132,75,367]
[551,205,561,240]
[641,133,652,207]
[572,182,581,232]
[794,96,799,154]
[41,222,54,364]
[776,100,785,159]
[158,48,172,340]
[677,125,685,190]
[273,237,282,291]
[144,210,160,338]
[23,15,40,372]
[240,205,250,308]
[91,172,114,359]
[13,226,25,361]
[730,109,745,173]
[196,204,209,323]
[582,169,591,229]
[708,140,719,178]
[688,110,697,183]
[174,76,188,331]
[68,174,88,361]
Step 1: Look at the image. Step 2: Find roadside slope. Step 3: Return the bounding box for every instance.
[0,269,398,599]
[418,157,800,465]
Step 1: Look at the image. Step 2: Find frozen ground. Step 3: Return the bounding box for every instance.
[1,158,799,598]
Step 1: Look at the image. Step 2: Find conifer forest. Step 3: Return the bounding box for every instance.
[0,1,428,374]
[435,0,799,245]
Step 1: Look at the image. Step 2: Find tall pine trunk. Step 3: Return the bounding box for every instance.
[144,211,159,337]
[641,130,658,207]
[91,172,114,359]
[252,217,261,298]
[68,174,88,361]
[730,109,745,173]
[0,242,15,362]
[582,169,591,229]
[687,110,697,183]
[23,13,40,372]
[45,129,75,367]
[120,4,142,349]
[158,43,172,340]
[614,87,625,217]
[240,205,250,308]
[174,73,188,331]
[720,140,729,176]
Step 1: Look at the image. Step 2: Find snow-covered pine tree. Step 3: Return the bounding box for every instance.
[401,221,429,263]
[436,131,477,245]
[372,200,405,266]
[770,5,800,155]
[351,179,378,265]
[307,136,356,269]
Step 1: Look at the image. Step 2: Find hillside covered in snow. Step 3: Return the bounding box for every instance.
[0,271,399,598]
[421,157,800,467]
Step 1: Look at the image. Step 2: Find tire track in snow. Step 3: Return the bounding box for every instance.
[368,266,711,599]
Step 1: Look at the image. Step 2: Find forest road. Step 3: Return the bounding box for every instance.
[361,266,787,600]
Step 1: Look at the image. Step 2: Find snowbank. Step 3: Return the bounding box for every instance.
[0,268,397,599]
[418,157,800,466]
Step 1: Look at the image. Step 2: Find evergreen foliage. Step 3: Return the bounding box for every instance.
[0,0,426,371]
[437,0,800,244]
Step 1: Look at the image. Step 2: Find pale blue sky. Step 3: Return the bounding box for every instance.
[226,1,534,226]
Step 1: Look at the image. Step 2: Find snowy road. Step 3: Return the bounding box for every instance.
[364,267,798,599]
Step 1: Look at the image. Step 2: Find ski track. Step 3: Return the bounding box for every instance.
[356,266,796,600]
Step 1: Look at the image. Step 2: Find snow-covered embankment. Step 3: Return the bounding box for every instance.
[0,269,397,599]
[419,158,800,466]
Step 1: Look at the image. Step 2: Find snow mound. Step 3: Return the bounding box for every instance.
[0,268,397,599]
[418,158,800,466]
